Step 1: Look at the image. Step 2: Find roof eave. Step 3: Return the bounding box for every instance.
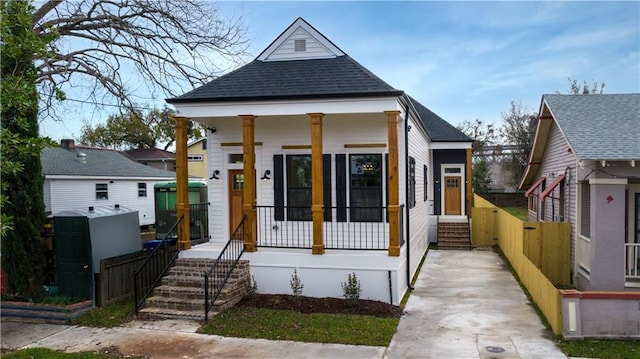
[166,91,404,104]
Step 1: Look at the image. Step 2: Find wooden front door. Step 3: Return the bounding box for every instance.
[229,170,244,236]
[444,176,462,215]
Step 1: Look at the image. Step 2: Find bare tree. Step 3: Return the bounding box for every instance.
[31,0,248,119]
[457,119,497,161]
[499,100,538,188]
[565,77,605,94]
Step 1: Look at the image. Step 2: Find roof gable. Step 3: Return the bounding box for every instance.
[543,94,639,161]
[257,17,344,61]
[519,93,639,189]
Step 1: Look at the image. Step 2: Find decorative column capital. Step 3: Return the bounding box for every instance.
[384,110,401,122]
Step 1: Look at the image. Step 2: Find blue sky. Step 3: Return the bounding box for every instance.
[40,1,640,142]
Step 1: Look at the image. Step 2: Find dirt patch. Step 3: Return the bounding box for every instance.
[236,293,403,318]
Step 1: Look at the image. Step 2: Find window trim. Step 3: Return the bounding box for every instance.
[286,154,312,221]
[408,156,416,209]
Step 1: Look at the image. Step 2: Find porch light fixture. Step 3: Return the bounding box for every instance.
[261,170,271,180]
[210,170,220,180]
[207,126,216,134]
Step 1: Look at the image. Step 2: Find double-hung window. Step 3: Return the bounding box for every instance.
[96,183,108,200]
[286,155,312,221]
[138,183,147,197]
[349,154,382,222]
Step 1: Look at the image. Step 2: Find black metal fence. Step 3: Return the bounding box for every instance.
[204,215,246,320]
[256,206,395,250]
[133,216,182,314]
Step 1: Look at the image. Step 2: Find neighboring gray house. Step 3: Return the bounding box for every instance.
[520,93,640,338]
[42,139,176,226]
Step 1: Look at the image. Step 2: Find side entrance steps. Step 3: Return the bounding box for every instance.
[438,222,471,250]
[139,258,250,321]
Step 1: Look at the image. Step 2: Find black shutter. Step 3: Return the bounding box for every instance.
[336,154,347,222]
[323,154,332,222]
[274,154,284,221]
[385,153,389,222]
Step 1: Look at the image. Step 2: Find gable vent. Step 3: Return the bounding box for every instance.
[294,39,306,52]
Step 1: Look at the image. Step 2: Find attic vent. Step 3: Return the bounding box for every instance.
[294,39,306,52]
[77,152,87,163]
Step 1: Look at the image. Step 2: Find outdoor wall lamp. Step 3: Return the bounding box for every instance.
[210,170,220,180]
[261,170,271,180]
[207,126,216,134]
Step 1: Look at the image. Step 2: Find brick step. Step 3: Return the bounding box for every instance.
[138,307,208,321]
[439,237,470,244]
[161,274,244,289]
[144,294,231,312]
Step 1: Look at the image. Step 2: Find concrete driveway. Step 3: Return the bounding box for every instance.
[385,248,567,359]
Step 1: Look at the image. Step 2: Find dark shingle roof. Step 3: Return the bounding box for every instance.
[42,147,177,178]
[543,94,640,160]
[123,148,175,161]
[167,56,403,103]
[409,96,472,142]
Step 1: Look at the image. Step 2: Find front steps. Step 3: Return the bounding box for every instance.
[438,222,471,250]
[139,258,250,321]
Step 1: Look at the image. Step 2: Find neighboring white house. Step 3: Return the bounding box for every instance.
[166,18,472,304]
[41,139,176,226]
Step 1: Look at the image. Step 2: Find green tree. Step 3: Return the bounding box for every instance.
[79,107,204,150]
[499,101,538,188]
[1,0,53,298]
[472,159,492,196]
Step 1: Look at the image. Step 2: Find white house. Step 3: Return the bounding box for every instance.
[165,18,472,305]
[41,139,176,226]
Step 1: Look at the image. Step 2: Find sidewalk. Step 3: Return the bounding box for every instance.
[2,248,567,358]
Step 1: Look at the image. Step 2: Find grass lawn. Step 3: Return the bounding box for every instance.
[502,206,528,221]
[556,338,640,359]
[198,307,399,346]
[73,300,135,328]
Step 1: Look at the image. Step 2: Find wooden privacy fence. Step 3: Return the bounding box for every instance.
[97,247,178,306]
[472,194,569,335]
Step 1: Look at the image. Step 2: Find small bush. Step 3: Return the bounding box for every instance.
[290,269,304,297]
[248,275,258,295]
[341,272,361,307]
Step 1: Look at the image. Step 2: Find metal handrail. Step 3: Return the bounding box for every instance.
[203,215,246,321]
[133,216,183,314]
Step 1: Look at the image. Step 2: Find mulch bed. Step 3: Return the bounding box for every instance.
[236,293,403,318]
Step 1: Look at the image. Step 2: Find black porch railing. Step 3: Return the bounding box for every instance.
[155,203,209,242]
[204,215,246,321]
[256,206,396,250]
[133,216,182,314]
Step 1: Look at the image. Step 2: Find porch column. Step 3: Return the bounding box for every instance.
[587,178,627,291]
[241,115,257,252]
[175,116,191,250]
[466,147,473,215]
[385,110,400,257]
[309,113,325,255]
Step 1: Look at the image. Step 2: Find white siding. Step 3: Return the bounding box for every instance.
[406,115,431,276]
[535,121,578,266]
[46,178,168,226]
[266,28,335,61]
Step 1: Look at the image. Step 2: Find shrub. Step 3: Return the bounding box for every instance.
[247,275,258,296]
[290,269,304,297]
[341,272,361,307]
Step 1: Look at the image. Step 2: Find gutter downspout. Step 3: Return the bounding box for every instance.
[404,103,414,291]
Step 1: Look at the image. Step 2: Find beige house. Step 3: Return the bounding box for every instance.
[187,138,208,179]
